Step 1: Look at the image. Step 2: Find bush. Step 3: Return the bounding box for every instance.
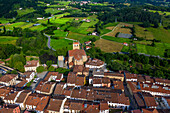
[36,66,45,73]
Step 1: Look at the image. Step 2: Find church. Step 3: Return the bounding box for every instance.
[68,42,87,68]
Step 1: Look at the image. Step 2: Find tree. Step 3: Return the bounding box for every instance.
[48,66,55,71]
[46,60,53,67]
[3,26,6,34]
[142,21,150,28]
[36,66,45,73]
[14,61,24,72]
[164,49,170,58]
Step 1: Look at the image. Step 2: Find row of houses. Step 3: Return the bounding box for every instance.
[125,72,170,111]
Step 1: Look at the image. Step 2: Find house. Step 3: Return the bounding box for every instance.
[54,83,66,96]
[15,80,27,88]
[125,73,138,82]
[127,81,140,95]
[86,46,91,50]
[100,102,109,113]
[63,99,84,113]
[68,42,87,68]
[67,72,86,86]
[37,18,44,20]
[25,93,49,111]
[35,81,56,95]
[123,42,128,46]
[83,104,99,113]
[92,32,97,35]
[104,72,124,81]
[84,41,91,45]
[3,91,22,104]
[154,78,170,86]
[0,87,13,99]
[46,96,67,113]
[62,86,74,98]
[93,68,104,77]
[85,58,105,69]
[113,80,124,92]
[89,77,111,87]
[0,104,21,113]
[0,61,5,65]
[35,95,50,113]
[139,82,170,96]
[73,65,89,76]
[44,72,63,82]
[0,74,18,86]
[15,90,31,110]
[142,108,159,113]
[24,60,40,72]
[22,71,35,82]
[142,92,158,108]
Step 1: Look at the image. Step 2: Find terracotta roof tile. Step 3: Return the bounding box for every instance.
[86,58,104,67]
[47,98,64,112]
[0,74,17,83]
[69,49,86,60]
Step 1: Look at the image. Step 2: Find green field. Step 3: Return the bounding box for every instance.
[57,1,71,5]
[21,23,35,29]
[50,38,73,50]
[0,36,18,45]
[95,39,123,52]
[68,26,89,35]
[136,42,170,57]
[30,25,47,31]
[53,30,68,37]
[146,27,170,43]
[17,8,35,17]
[45,8,62,14]
[0,18,12,24]
[80,17,99,28]
[149,10,170,16]
[67,32,99,43]
[121,45,129,52]
[51,18,73,24]
[102,36,131,43]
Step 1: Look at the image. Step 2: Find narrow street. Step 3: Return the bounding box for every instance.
[124,83,138,110]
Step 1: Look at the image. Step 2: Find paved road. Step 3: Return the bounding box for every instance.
[30,71,48,91]
[44,33,56,51]
[0,64,23,75]
[124,83,138,110]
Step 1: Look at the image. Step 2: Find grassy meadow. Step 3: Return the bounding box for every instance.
[50,38,73,50]
[95,39,124,52]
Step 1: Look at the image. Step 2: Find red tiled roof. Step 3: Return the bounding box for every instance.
[24,60,39,67]
[100,102,109,110]
[86,58,104,66]
[47,98,63,112]
[0,61,5,64]
[113,80,124,90]
[143,96,157,107]
[69,49,86,60]
[73,42,79,45]
[35,96,50,111]
[140,83,170,94]
[54,83,65,95]
[0,74,17,83]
